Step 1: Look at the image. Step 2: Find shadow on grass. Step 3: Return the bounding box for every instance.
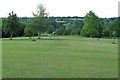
[40,38,69,41]
[103,37,120,39]
[2,38,69,41]
[2,38,30,41]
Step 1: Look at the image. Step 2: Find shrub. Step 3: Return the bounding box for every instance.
[76,28,81,35]
[54,27,64,35]
[70,30,76,35]
[80,29,89,37]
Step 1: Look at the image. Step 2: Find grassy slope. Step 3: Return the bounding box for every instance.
[2,36,118,78]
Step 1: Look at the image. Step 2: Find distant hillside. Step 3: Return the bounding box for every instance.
[1,16,119,23]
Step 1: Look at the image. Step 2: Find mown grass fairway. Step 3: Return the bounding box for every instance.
[2,36,118,78]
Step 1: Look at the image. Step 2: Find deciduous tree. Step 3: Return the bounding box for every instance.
[32,4,48,39]
[5,11,20,40]
[82,11,102,38]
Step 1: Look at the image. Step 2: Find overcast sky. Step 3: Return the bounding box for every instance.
[0,0,119,18]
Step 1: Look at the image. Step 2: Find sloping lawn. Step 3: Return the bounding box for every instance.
[2,36,118,78]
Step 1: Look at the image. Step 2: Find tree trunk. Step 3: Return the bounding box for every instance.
[32,34,36,41]
[38,32,40,39]
[29,36,31,39]
[33,34,34,39]
[10,34,12,40]
[112,37,115,44]
[114,37,115,43]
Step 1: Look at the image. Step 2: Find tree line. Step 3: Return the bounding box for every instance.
[2,4,120,39]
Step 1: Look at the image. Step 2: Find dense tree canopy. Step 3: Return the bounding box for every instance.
[1,10,120,38]
[24,21,34,39]
[4,11,20,40]
[47,25,54,34]
[82,11,102,38]
[110,19,120,37]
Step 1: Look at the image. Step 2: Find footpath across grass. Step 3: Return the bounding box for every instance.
[2,36,118,78]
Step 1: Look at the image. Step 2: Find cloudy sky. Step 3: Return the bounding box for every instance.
[0,0,119,18]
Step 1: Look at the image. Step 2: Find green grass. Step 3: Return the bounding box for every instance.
[2,36,118,78]
[56,21,68,23]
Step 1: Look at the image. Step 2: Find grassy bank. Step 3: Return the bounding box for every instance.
[2,36,118,78]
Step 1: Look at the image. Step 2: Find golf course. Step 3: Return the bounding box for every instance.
[2,35,118,78]
[1,1,119,78]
